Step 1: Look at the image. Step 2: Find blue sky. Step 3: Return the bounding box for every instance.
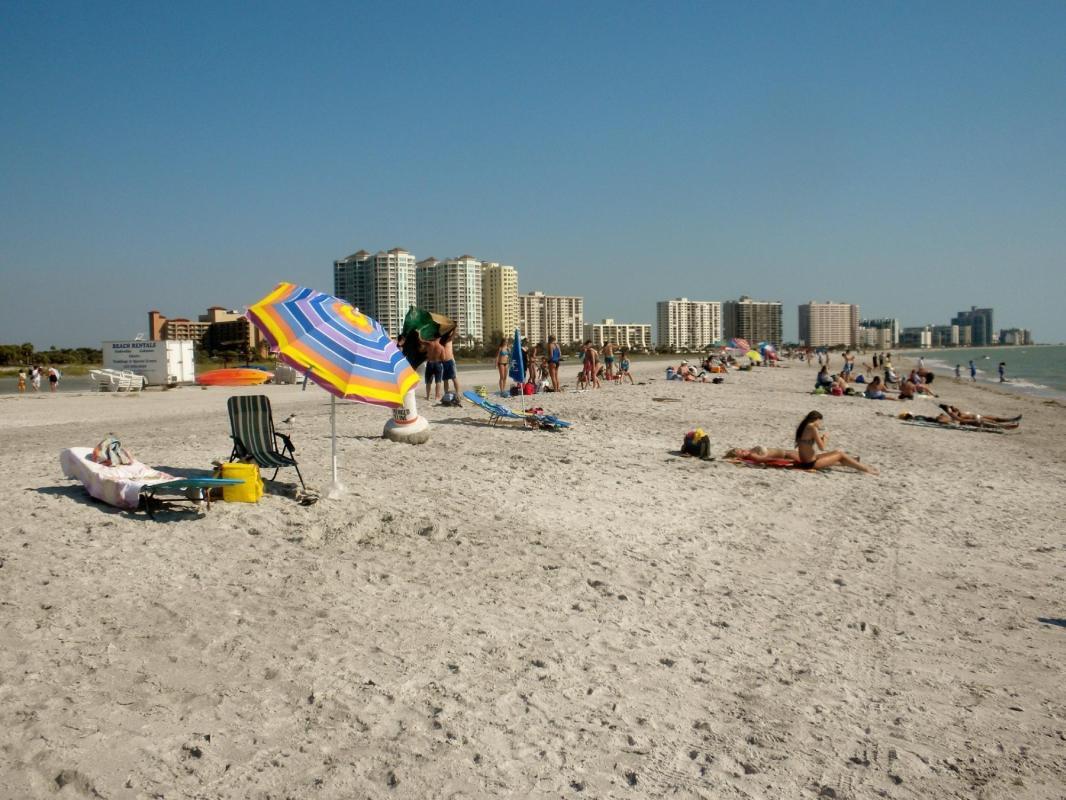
[2,1,1064,346]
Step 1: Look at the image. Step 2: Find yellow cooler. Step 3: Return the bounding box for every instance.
[220,462,263,503]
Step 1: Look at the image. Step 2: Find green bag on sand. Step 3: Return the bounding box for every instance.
[813,386,827,395]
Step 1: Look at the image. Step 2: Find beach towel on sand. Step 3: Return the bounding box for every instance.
[61,447,174,509]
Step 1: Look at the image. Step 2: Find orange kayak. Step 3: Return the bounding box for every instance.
[196,368,273,386]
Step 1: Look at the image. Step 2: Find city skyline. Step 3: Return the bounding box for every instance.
[3,4,1064,347]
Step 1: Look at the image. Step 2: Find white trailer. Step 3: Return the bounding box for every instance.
[102,340,195,386]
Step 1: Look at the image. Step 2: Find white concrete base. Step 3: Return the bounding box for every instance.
[383,414,431,444]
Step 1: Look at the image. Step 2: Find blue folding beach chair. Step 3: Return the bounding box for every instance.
[463,391,528,425]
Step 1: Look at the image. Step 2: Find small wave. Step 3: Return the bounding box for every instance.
[1002,379,1051,391]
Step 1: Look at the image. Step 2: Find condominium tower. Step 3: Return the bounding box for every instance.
[333,248,417,337]
[798,302,860,348]
[722,296,783,346]
[518,292,584,345]
[950,306,994,347]
[656,298,722,351]
[481,262,519,344]
[583,319,653,351]
[415,256,484,346]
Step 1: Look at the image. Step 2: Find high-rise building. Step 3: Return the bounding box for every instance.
[798,302,859,348]
[950,306,994,347]
[931,325,960,347]
[517,292,584,345]
[481,262,519,344]
[999,328,1032,346]
[656,298,722,351]
[582,319,653,351]
[333,248,417,337]
[416,255,484,346]
[900,326,933,348]
[859,318,900,347]
[722,296,783,346]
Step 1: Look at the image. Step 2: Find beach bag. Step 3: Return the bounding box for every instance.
[830,385,844,396]
[681,428,711,459]
[510,385,522,397]
[523,382,535,395]
[474,385,488,399]
[441,391,460,406]
[90,435,133,466]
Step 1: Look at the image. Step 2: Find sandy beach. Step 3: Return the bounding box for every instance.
[1,357,1064,799]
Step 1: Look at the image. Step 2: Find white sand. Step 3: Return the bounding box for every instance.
[1,358,1064,798]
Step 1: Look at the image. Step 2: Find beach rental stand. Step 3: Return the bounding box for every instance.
[245,283,422,498]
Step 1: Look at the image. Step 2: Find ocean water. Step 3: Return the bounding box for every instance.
[900,345,1066,399]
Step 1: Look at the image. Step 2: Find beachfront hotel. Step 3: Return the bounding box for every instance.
[333,248,417,338]
[518,292,584,345]
[148,307,264,354]
[722,296,783,347]
[656,298,722,352]
[481,262,519,345]
[582,319,653,351]
[798,301,859,348]
[416,256,484,347]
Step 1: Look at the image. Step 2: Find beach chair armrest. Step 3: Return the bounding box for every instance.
[275,432,295,453]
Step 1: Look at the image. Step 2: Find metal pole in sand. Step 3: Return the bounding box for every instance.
[327,394,345,499]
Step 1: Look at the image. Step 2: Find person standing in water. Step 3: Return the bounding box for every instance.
[969,360,977,382]
[998,362,1007,382]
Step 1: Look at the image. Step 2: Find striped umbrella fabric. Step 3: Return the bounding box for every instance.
[731,337,751,352]
[246,283,419,409]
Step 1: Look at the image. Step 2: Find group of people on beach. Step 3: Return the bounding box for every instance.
[489,337,636,396]
[15,365,59,393]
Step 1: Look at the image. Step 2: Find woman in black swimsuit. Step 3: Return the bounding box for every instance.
[794,411,878,474]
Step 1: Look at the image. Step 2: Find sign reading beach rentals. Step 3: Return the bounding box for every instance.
[102,340,196,385]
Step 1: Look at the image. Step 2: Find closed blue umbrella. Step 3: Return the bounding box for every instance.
[508,329,525,387]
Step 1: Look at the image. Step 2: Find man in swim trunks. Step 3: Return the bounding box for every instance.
[440,336,461,404]
[603,342,615,380]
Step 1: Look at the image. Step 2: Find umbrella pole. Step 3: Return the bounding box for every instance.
[327,394,345,499]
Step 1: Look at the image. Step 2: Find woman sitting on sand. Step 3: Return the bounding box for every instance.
[794,411,878,474]
[864,376,895,400]
[727,411,878,475]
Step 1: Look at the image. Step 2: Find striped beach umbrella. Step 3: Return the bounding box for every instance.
[246,282,418,408]
[731,337,751,352]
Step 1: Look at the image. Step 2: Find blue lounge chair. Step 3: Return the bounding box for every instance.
[463,391,571,430]
[463,391,528,425]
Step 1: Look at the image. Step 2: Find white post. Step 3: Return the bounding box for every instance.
[383,388,430,443]
[327,394,345,499]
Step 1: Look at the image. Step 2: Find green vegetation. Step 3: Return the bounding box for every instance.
[0,343,102,367]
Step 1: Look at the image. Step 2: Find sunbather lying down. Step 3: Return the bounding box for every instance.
[900,406,1021,430]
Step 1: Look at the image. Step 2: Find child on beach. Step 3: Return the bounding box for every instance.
[954,364,961,381]
[618,350,634,384]
[17,369,26,393]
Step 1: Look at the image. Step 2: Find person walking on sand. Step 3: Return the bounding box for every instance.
[17,368,26,394]
[954,363,961,381]
[47,366,59,392]
[30,365,41,392]
[546,335,562,392]
[969,360,977,382]
[494,337,510,396]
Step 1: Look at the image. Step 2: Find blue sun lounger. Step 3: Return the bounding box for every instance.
[463,391,528,425]
[462,391,571,430]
